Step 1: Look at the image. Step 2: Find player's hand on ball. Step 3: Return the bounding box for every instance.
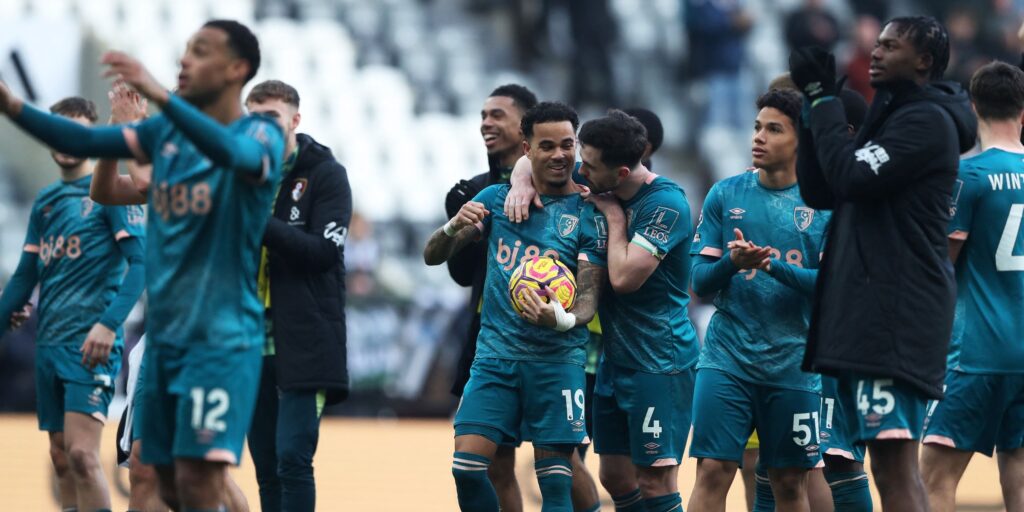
[80,323,116,369]
[728,228,772,270]
[518,286,557,328]
[452,201,489,231]
[108,80,148,124]
[9,303,32,329]
[101,51,169,106]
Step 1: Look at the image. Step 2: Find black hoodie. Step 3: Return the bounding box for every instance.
[798,80,977,399]
[263,133,352,403]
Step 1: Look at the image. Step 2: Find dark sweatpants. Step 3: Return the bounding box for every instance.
[247,356,324,512]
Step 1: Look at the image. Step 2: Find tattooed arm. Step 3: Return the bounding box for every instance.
[423,200,489,266]
[570,260,605,326]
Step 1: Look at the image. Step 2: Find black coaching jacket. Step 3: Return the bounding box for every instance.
[797,81,977,400]
[263,133,352,404]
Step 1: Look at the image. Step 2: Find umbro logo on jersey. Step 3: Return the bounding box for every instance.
[161,142,179,157]
[728,208,745,219]
[643,442,660,450]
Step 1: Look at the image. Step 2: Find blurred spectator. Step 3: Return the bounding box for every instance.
[945,6,988,87]
[685,0,753,132]
[564,0,619,109]
[344,212,380,298]
[784,0,841,53]
[844,15,881,104]
[849,0,889,20]
[977,0,1021,63]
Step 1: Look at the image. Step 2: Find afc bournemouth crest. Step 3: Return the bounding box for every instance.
[558,214,580,237]
[794,206,814,232]
[80,197,95,218]
[291,179,308,201]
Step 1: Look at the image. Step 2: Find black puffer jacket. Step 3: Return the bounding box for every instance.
[263,134,352,404]
[799,81,977,399]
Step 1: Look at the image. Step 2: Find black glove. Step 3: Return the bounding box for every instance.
[444,179,483,219]
[789,46,837,102]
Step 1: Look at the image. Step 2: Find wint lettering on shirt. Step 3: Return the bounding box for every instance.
[496,238,560,271]
[987,172,1024,191]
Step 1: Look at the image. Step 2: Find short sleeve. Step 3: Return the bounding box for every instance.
[949,166,983,240]
[579,206,607,267]
[691,182,725,257]
[23,205,41,253]
[470,184,502,236]
[630,188,691,261]
[105,205,147,242]
[124,115,169,164]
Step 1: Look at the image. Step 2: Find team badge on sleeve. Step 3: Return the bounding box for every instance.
[794,206,815,232]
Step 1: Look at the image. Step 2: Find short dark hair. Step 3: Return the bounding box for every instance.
[489,84,538,114]
[50,97,98,123]
[887,16,950,81]
[970,61,1024,121]
[579,110,648,169]
[622,107,663,154]
[246,79,300,107]
[521,101,579,141]
[203,19,261,83]
[756,89,802,128]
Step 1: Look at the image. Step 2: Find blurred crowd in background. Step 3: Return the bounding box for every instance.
[0,0,1021,418]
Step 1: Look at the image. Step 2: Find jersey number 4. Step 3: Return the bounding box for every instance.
[996,204,1024,271]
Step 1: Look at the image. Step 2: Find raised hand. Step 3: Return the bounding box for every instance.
[728,228,772,270]
[101,51,169,106]
[789,46,837,102]
[108,80,149,124]
[450,201,489,231]
[0,78,23,116]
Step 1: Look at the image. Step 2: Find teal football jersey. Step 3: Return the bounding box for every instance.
[131,114,283,348]
[691,171,829,392]
[598,175,700,373]
[24,175,145,345]
[472,184,606,366]
[947,148,1024,374]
